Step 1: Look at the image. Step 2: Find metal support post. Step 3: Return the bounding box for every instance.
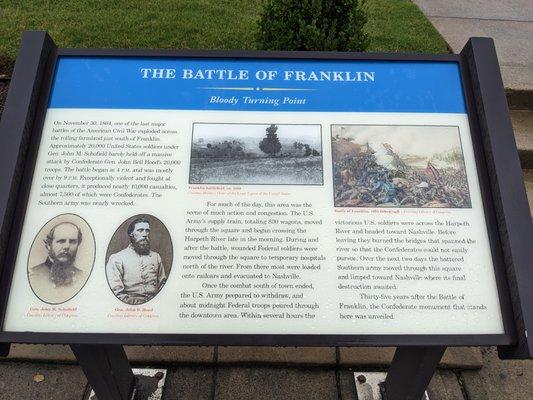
[0,343,9,357]
[382,346,446,400]
[71,344,135,400]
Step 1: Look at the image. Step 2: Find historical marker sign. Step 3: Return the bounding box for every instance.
[0,33,529,351]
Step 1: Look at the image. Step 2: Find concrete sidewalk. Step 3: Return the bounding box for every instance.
[1,344,483,369]
[0,360,454,400]
[412,0,533,93]
[412,1,533,167]
[0,346,532,400]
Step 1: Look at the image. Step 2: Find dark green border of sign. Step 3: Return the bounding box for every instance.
[0,31,530,359]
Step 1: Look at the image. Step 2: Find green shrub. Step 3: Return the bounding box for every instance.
[257,0,369,51]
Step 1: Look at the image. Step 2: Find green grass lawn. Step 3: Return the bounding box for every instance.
[0,0,448,74]
[365,0,448,53]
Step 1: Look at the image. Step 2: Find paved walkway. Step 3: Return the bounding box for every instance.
[1,346,532,400]
[413,0,533,92]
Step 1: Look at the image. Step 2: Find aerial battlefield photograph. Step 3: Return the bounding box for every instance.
[190,123,323,185]
[332,125,472,208]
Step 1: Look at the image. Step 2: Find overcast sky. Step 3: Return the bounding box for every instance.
[194,123,321,142]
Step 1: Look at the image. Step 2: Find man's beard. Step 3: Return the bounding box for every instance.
[49,258,76,286]
[132,238,150,255]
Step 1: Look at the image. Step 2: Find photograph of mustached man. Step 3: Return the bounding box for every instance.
[28,214,95,304]
[105,214,172,306]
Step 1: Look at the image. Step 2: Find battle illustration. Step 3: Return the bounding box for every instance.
[332,125,472,208]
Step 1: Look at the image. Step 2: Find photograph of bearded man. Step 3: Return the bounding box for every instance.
[28,215,95,304]
[106,216,169,305]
